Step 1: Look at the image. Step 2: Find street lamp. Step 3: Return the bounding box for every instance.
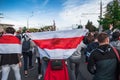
[99,0,103,33]
[27,12,33,28]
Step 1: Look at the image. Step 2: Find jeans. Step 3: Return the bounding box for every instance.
[23,51,33,70]
[37,57,41,74]
[41,59,48,77]
[67,59,80,80]
[1,64,21,80]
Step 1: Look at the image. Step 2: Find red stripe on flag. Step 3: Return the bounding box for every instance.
[0,35,21,44]
[33,36,84,49]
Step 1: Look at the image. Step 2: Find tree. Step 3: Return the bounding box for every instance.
[28,28,39,32]
[77,25,83,29]
[22,26,27,33]
[85,20,97,32]
[99,0,120,30]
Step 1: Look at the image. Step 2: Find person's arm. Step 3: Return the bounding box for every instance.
[87,52,96,74]
[18,54,22,67]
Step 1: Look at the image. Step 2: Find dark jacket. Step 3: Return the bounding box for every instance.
[87,44,117,80]
[85,42,99,57]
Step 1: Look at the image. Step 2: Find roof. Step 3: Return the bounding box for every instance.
[0,23,14,26]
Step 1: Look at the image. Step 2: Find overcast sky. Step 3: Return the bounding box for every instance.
[0,0,112,30]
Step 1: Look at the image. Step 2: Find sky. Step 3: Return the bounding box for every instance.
[0,0,113,30]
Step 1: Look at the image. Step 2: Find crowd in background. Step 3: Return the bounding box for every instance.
[0,25,120,80]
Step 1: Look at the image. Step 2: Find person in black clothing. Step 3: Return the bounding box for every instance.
[85,32,99,63]
[22,33,35,77]
[87,32,118,80]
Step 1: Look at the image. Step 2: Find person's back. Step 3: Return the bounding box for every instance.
[0,27,22,80]
[22,37,30,52]
[87,32,117,80]
[88,45,117,80]
[22,33,34,77]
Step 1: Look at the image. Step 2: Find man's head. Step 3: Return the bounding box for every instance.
[5,27,15,34]
[112,31,120,40]
[97,32,109,45]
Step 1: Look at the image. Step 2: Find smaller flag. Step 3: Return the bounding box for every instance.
[0,34,22,54]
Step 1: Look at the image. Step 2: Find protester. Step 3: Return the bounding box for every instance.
[83,32,94,63]
[15,30,22,41]
[87,32,118,80]
[0,27,22,80]
[110,31,120,80]
[105,24,113,41]
[34,45,42,80]
[85,32,99,63]
[22,32,35,77]
[67,41,86,80]
[110,31,120,50]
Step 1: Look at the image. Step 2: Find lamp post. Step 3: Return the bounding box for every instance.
[99,0,103,33]
[27,12,33,29]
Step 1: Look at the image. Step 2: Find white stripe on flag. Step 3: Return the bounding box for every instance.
[0,44,22,54]
[27,29,88,40]
[38,48,76,59]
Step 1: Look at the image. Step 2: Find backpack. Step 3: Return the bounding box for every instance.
[22,38,30,52]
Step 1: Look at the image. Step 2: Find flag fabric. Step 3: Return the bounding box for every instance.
[44,60,69,80]
[27,29,88,59]
[0,34,22,54]
[27,29,88,80]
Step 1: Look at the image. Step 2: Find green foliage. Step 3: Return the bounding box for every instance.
[85,20,97,32]
[22,26,27,33]
[28,28,39,32]
[77,25,83,29]
[99,0,120,30]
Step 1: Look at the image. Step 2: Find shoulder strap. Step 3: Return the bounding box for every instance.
[112,47,120,62]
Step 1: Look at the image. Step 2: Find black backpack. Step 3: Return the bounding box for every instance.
[22,38,30,52]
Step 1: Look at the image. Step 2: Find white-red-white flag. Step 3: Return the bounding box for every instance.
[0,34,22,54]
[27,29,88,59]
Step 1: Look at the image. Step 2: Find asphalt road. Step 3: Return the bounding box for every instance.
[0,52,93,80]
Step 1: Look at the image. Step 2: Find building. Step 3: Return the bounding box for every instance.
[0,23,14,29]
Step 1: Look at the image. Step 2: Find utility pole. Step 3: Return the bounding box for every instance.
[27,12,33,29]
[99,0,103,33]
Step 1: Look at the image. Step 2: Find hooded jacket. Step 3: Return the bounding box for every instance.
[87,44,117,80]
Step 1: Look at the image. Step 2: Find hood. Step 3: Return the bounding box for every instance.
[97,44,111,55]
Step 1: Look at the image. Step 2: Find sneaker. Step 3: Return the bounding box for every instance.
[38,74,42,80]
[24,70,28,77]
[24,74,28,78]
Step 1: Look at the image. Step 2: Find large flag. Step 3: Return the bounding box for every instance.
[27,29,88,59]
[0,34,22,54]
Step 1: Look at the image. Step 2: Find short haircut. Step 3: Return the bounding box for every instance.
[97,32,109,43]
[112,31,120,40]
[5,27,15,34]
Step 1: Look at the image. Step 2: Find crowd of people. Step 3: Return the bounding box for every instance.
[0,25,120,80]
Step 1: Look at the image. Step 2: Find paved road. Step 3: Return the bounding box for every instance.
[0,52,93,80]
[0,55,40,80]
